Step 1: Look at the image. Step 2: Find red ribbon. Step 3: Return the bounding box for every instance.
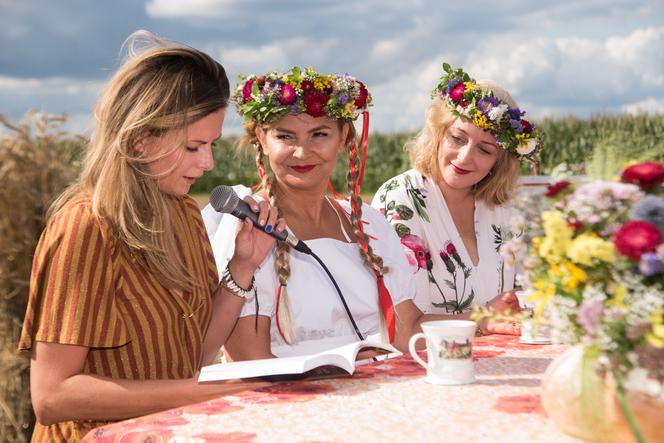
[375,271,396,343]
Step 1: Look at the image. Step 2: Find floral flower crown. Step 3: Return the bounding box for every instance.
[232,66,372,123]
[432,62,542,160]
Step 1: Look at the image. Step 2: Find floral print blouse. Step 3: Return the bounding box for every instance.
[371,169,519,314]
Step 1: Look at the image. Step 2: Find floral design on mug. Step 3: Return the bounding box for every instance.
[438,338,472,359]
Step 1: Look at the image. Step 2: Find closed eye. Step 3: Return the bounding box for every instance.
[186,146,199,153]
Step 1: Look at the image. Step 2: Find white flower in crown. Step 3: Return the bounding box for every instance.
[517,138,538,156]
[488,103,508,121]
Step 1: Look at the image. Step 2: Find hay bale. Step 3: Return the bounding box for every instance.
[0,112,82,442]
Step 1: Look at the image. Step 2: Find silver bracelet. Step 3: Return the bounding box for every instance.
[221,263,256,299]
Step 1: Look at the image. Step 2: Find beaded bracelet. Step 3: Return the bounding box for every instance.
[221,263,256,299]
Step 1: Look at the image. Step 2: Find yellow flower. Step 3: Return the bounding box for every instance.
[530,280,556,317]
[563,261,587,291]
[313,76,332,91]
[464,81,480,92]
[566,233,616,266]
[608,284,627,309]
[538,211,572,260]
[646,309,664,348]
[473,111,494,130]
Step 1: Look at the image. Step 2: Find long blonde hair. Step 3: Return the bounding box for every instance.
[241,118,389,344]
[49,30,230,291]
[408,80,520,206]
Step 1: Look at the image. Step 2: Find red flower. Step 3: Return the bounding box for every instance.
[242,79,254,102]
[279,84,296,105]
[614,220,662,260]
[521,119,533,133]
[449,83,466,103]
[621,161,664,190]
[568,220,584,232]
[355,81,368,108]
[300,80,314,93]
[303,91,329,117]
[544,180,571,198]
[445,241,457,255]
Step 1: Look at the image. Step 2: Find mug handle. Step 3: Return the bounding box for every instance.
[408,333,436,371]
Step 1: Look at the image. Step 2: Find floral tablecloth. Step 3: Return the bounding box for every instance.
[83,335,581,443]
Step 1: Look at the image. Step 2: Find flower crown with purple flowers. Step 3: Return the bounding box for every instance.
[232,66,371,124]
[433,62,542,160]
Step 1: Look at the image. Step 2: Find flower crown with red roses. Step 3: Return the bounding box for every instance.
[433,62,542,160]
[232,66,371,123]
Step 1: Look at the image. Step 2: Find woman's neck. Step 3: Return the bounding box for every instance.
[436,178,474,206]
[271,183,328,224]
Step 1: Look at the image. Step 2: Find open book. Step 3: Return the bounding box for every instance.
[198,339,401,382]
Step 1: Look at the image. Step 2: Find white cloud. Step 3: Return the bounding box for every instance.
[623,98,664,115]
[145,0,238,19]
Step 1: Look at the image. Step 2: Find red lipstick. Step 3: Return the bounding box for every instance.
[451,164,471,175]
[291,165,315,173]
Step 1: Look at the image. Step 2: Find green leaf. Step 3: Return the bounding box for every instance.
[443,62,452,73]
[394,204,414,220]
[394,223,411,237]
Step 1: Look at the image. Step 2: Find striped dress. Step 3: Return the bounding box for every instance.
[18,195,218,442]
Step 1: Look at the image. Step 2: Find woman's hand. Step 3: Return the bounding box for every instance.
[229,197,285,283]
[481,291,522,336]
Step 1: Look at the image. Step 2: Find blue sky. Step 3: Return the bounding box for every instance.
[1,0,663,136]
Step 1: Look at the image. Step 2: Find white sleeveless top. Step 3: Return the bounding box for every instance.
[201,185,415,357]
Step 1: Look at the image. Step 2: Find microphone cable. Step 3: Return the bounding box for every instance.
[307,250,365,342]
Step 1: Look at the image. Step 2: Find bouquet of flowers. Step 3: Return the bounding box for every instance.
[501,161,664,441]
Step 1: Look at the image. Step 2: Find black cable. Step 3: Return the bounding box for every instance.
[309,250,365,342]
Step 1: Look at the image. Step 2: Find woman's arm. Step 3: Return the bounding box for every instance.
[223,316,274,361]
[203,197,283,364]
[30,341,269,426]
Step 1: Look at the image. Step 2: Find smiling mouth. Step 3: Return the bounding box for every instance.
[451,164,471,175]
[291,165,316,173]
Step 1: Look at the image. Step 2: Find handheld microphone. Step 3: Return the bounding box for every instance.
[209,185,312,255]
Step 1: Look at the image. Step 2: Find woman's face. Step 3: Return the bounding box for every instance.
[437,117,500,191]
[257,113,348,193]
[145,108,225,196]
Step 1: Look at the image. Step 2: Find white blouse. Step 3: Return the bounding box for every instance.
[371,169,519,315]
[202,185,415,357]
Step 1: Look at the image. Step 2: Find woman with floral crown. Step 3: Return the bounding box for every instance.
[203,67,452,359]
[372,62,542,335]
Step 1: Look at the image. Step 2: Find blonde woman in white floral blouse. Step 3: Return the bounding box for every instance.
[372,63,544,335]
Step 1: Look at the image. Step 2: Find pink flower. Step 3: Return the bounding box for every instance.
[449,83,466,103]
[445,241,457,255]
[242,79,254,102]
[279,84,296,105]
[400,234,430,270]
[614,220,662,260]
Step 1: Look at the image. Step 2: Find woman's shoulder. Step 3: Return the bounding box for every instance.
[376,169,426,191]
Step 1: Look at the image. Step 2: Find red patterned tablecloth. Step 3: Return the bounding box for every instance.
[83,335,581,443]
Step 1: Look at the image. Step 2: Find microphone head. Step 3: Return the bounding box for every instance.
[209,185,240,214]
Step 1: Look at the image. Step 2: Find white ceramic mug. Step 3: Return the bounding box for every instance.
[408,320,477,385]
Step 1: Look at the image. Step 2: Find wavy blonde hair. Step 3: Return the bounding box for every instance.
[408,80,520,206]
[49,30,230,291]
[240,118,389,344]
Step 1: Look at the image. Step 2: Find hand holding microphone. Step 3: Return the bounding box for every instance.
[209,185,312,255]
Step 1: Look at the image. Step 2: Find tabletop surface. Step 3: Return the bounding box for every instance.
[82,335,581,443]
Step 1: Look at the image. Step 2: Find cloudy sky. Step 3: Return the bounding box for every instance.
[1,0,663,136]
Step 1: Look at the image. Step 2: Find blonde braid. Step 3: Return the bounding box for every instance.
[346,128,392,340]
[267,179,296,344]
[249,132,295,344]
